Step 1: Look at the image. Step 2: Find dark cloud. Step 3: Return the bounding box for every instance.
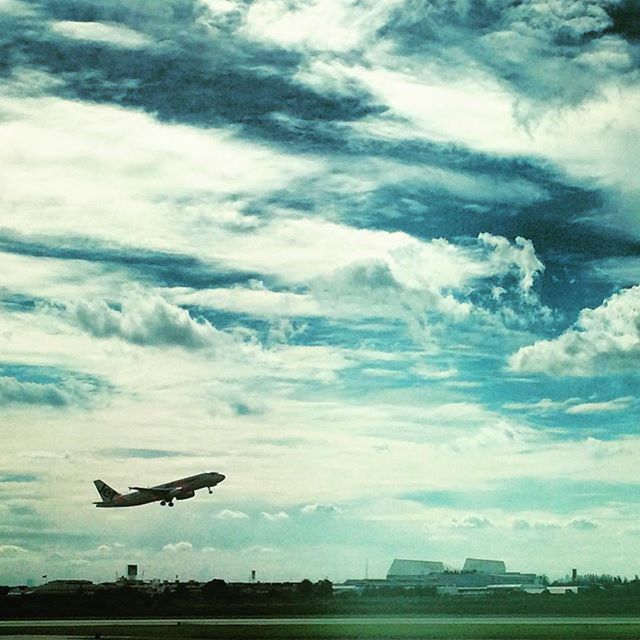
[0,474,38,483]
[100,448,188,459]
[0,375,75,407]
[2,0,380,133]
[0,230,261,289]
[605,0,640,40]
[0,292,39,313]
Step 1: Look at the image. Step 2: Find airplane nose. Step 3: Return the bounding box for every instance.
[217,474,225,483]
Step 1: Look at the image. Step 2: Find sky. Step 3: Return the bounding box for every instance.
[1,0,639,586]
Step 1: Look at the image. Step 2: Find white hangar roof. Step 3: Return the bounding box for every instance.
[387,559,445,578]
[463,558,506,574]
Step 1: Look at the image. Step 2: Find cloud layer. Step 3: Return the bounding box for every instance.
[0,0,638,585]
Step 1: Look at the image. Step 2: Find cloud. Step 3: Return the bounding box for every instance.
[504,396,633,415]
[162,541,193,553]
[240,0,396,54]
[301,503,343,515]
[512,519,561,531]
[0,544,27,554]
[0,84,322,257]
[454,515,493,529]
[477,234,545,296]
[64,295,232,350]
[100,448,186,459]
[172,283,322,319]
[509,286,640,376]
[566,397,634,414]
[568,519,598,531]
[261,511,289,522]
[215,509,249,520]
[0,474,37,483]
[449,420,537,454]
[49,21,153,49]
[0,0,638,586]
[0,376,83,407]
[311,232,547,342]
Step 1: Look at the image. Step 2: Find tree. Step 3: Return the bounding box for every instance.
[297,579,314,599]
[315,579,333,598]
[202,579,229,599]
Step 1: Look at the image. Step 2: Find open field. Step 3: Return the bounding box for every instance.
[4,618,640,639]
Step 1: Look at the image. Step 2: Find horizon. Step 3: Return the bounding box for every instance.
[1,0,639,587]
[4,559,628,588]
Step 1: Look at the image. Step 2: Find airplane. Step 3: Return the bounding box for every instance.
[93,472,225,508]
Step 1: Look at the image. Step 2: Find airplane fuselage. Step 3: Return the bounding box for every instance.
[94,472,225,508]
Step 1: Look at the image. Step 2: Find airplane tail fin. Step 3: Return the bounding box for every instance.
[94,479,121,502]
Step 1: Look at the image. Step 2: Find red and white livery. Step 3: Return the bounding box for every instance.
[93,472,225,508]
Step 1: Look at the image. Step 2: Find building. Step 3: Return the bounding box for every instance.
[35,580,94,594]
[338,558,542,592]
[387,559,445,582]
[463,558,506,574]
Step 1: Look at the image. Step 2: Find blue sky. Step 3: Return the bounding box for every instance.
[1,0,639,585]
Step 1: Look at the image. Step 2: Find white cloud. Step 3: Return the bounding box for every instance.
[215,509,249,520]
[170,283,322,319]
[348,63,528,154]
[0,84,321,257]
[241,0,398,53]
[162,541,193,553]
[478,234,545,295]
[410,365,459,380]
[0,0,32,14]
[504,396,632,415]
[449,420,538,454]
[63,295,230,351]
[49,21,153,49]
[261,511,289,521]
[0,544,28,554]
[309,232,546,338]
[454,515,493,529]
[301,503,343,515]
[504,398,574,412]
[566,397,633,415]
[340,57,640,234]
[509,286,640,376]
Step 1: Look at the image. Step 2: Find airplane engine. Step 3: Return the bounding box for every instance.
[175,490,195,501]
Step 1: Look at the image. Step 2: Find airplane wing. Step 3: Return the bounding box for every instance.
[129,486,175,495]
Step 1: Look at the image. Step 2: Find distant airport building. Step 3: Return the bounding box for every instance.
[387,559,445,582]
[463,558,506,574]
[349,557,541,592]
[127,564,138,582]
[35,580,94,593]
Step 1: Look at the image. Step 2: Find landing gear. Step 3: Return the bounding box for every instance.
[208,486,212,494]
[160,500,166,506]
[168,501,174,507]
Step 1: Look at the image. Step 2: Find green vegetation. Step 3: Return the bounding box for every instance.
[4,577,640,620]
